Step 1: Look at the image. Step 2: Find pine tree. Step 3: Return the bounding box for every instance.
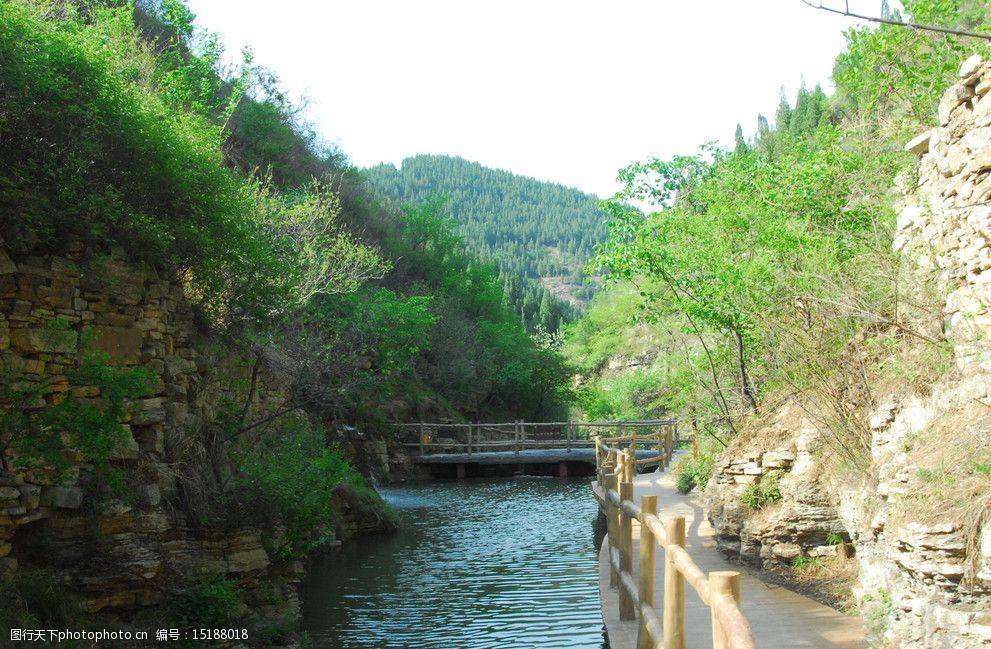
[734,123,748,153]
[774,89,793,132]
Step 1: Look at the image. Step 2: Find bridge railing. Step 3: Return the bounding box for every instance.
[594,442,757,649]
[594,421,678,476]
[395,419,677,458]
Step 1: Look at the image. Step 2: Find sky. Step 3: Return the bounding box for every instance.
[184,0,879,197]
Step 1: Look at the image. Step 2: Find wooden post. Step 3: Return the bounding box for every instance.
[710,571,741,649]
[691,417,699,460]
[665,427,673,467]
[608,473,620,589]
[663,516,687,649]
[616,449,626,484]
[637,495,658,649]
[604,448,616,472]
[657,426,665,470]
[602,448,616,488]
[595,437,604,486]
[567,422,573,451]
[625,446,635,483]
[419,422,426,456]
[515,420,521,456]
[467,423,473,456]
[619,481,635,621]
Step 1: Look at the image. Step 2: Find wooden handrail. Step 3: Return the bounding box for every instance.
[399,419,681,458]
[393,418,676,428]
[595,422,678,478]
[595,440,757,649]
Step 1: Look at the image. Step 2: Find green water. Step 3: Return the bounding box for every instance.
[300,478,607,648]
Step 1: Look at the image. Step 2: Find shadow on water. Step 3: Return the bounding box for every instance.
[301,477,610,649]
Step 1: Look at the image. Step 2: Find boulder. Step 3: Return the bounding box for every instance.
[960,54,984,79]
[41,486,83,510]
[91,325,143,366]
[0,486,20,501]
[0,249,15,275]
[10,327,77,354]
[905,130,932,156]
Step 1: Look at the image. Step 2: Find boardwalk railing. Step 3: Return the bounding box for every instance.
[395,419,677,457]
[594,437,757,649]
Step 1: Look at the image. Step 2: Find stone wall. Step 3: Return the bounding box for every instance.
[898,53,991,377]
[844,53,991,648]
[0,245,303,628]
[705,55,991,648]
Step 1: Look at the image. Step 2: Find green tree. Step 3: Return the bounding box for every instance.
[734,123,748,153]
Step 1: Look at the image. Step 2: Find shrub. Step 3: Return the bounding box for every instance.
[673,452,715,494]
[231,418,391,559]
[741,471,783,510]
[170,574,240,629]
[675,471,695,494]
[0,570,81,642]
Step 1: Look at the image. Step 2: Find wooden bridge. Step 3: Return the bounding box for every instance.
[397,419,678,478]
[593,435,865,649]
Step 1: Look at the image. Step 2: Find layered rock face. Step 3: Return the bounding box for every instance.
[706,55,991,648]
[706,401,851,567]
[0,246,301,624]
[849,53,991,649]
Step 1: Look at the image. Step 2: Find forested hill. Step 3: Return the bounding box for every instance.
[364,155,608,331]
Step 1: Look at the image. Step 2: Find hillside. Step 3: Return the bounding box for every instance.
[564,2,991,646]
[0,0,572,638]
[364,155,608,332]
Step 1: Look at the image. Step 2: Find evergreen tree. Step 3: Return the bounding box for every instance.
[364,154,607,332]
[734,123,748,153]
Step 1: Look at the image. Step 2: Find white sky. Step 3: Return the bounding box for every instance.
[184,0,880,197]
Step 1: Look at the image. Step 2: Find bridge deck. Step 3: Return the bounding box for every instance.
[597,466,866,649]
[414,448,660,465]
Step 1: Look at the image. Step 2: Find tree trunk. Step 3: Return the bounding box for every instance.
[733,327,758,414]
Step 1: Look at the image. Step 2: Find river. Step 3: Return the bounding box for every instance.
[300,477,607,648]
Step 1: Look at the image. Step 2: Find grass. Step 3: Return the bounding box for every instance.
[0,570,85,647]
[862,588,894,639]
[887,400,991,586]
[767,552,860,612]
[792,554,821,569]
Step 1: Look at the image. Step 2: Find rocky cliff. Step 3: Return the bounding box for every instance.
[0,243,322,635]
[705,55,991,648]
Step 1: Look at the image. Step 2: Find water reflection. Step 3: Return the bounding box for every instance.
[301,477,608,649]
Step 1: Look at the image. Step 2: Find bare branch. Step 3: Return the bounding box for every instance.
[800,294,943,344]
[800,0,991,41]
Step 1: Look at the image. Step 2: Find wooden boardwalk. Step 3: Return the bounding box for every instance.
[414,447,659,465]
[596,467,866,649]
[399,419,676,459]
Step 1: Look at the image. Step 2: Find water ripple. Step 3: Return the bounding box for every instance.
[301,478,606,648]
